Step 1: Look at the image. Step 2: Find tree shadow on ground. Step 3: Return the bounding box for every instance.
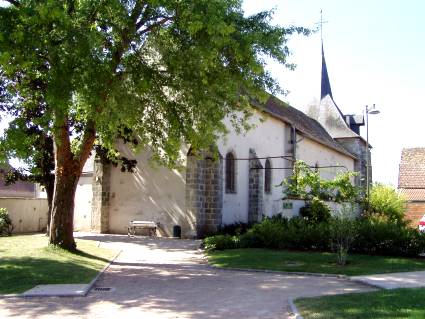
[76,233,202,252]
[0,257,101,294]
[0,258,376,319]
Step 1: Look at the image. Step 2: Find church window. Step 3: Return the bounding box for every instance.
[264,158,272,194]
[225,152,236,193]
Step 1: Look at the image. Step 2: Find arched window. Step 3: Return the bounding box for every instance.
[225,152,236,193]
[264,158,272,194]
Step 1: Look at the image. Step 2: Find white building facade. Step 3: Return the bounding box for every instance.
[73,96,356,238]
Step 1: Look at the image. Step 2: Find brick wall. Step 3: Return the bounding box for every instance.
[404,201,425,227]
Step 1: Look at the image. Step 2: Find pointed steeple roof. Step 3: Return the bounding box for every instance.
[321,43,333,100]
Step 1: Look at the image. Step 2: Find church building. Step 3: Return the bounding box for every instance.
[73,43,371,238]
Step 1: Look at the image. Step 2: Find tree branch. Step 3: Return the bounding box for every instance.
[77,120,96,166]
[138,16,174,36]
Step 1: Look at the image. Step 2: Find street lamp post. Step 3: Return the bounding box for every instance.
[365,104,380,209]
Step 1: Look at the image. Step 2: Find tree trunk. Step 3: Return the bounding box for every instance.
[49,166,80,251]
[45,178,54,235]
[48,116,95,251]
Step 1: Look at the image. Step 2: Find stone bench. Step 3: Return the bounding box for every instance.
[127,220,158,237]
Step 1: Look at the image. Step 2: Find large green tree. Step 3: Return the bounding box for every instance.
[0,0,307,250]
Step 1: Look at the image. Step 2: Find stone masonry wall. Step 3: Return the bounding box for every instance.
[336,137,370,189]
[91,157,111,233]
[248,148,263,223]
[186,148,223,237]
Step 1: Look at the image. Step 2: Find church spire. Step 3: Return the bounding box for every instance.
[319,10,332,100]
[321,43,333,100]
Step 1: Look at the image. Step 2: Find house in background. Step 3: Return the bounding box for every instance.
[398,148,425,227]
[0,164,49,233]
[0,164,37,198]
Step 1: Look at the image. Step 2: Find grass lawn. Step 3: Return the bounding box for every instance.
[0,233,116,294]
[296,288,425,319]
[207,248,425,276]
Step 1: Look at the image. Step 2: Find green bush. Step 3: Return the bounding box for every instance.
[0,208,13,236]
[203,213,425,257]
[216,222,252,236]
[352,218,425,257]
[239,230,262,248]
[330,209,358,265]
[368,184,406,223]
[203,235,239,251]
[299,198,331,224]
[283,217,330,251]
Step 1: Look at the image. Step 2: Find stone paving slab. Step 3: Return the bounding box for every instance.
[23,284,89,297]
[351,271,425,289]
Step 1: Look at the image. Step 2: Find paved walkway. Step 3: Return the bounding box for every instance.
[0,233,374,319]
[352,271,425,289]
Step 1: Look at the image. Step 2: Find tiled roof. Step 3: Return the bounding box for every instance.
[399,188,425,201]
[398,148,425,189]
[262,96,356,159]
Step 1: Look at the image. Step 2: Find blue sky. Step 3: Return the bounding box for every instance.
[243,0,425,186]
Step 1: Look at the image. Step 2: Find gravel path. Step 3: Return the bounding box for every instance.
[0,233,374,319]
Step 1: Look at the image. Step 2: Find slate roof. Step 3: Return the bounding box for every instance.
[398,148,425,194]
[261,96,356,159]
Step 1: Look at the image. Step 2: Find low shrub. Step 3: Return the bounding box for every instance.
[299,198,331,224]
[216,222,252,236]
[352,218,425,257]
[250,218,287,249]
[239,230,262,248]
[0,208,13,236]
[203,234,239,251]
[204,214,425,257]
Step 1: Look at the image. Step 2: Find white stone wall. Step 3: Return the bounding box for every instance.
[107,144,193,237]
[73,109,357,235]
[296,138,355,180]
[217,111,290,224]
[73,175,93,231]
[217,110,356,225]
[0,198,48,233]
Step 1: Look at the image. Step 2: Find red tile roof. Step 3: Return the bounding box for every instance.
[399,188,425,201]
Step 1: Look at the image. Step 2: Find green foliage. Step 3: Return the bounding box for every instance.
[0,1,309,167]
[282,160,360,203]
[203,234,239,251]
[216,222,252,236]
[0,208,13,236]
[204,214,425,257]
[299,197,331,224]
[330,207,358,265]
[0,1,309,248]
[352,218,425,257]
[368,183,406,223]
